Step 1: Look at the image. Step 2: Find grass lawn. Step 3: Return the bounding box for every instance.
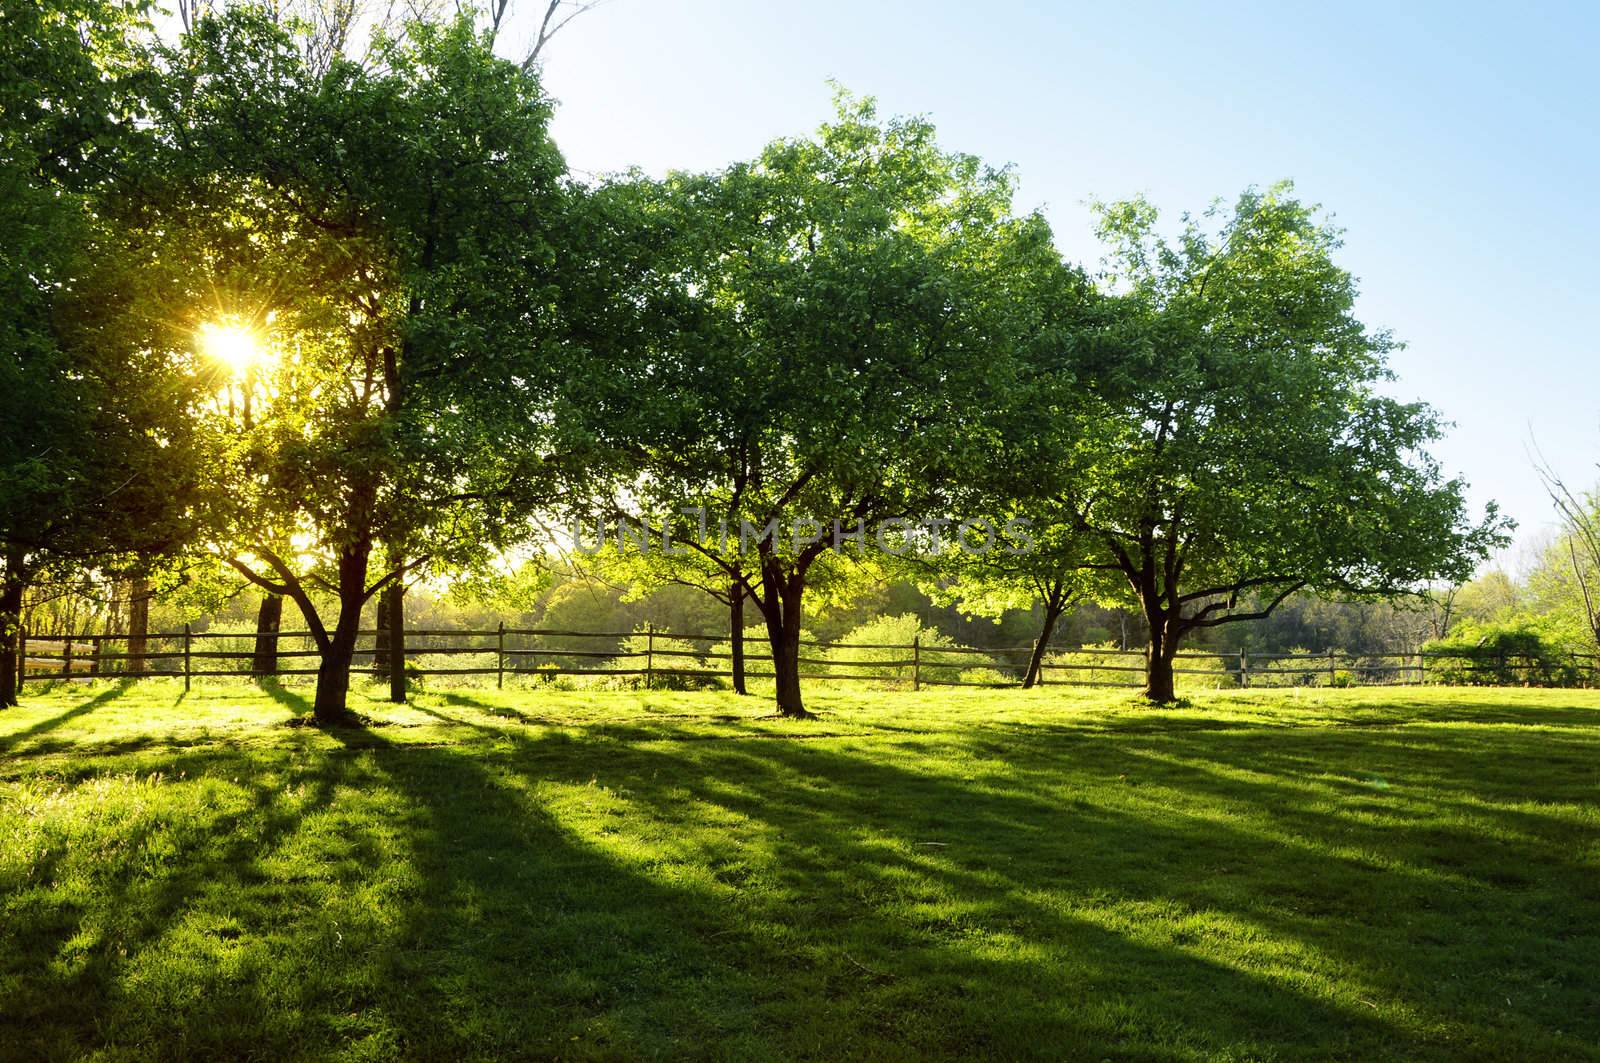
[2,681,1598,1061]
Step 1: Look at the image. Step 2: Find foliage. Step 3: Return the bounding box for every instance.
[824,613,990,688]
[134,8,577,715]
[1526,483,1600,651]
[1422,620,1586,686]
[0,0,201,704]
[573,93,1070,715]
[4,8,1527,721]
[1016,183,1510,700]
[1247,647,1339,688]
[1042,642,1232,689]
[611,628,718,690]
[1451,570,1521,626]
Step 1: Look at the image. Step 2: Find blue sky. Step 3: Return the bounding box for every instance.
[530,0,1598,567]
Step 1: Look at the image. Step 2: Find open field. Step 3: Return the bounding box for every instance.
[2,683,1598,1061]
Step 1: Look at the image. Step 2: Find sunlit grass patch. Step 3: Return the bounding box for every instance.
[2,683,1598,1059]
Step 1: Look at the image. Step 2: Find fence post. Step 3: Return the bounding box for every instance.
[1327,648,1335,687]
[912,635,921,692]
[183,623,191,692]
[16,627,24,691]
[644,622,655,691]
[1238,650,1248,689]
[63,634,73,678]
[497,621,505,690]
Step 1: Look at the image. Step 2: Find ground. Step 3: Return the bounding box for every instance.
[1,682,1597,1061]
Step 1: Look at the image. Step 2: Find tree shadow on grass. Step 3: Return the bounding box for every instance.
[0,679,135,756]
[6,696,1597,1060]
[256,677,313,716]
[538,723,1600,1058]
[296,726,1411,1060]
[311,691,1600,1058]
[0,740,347,1059]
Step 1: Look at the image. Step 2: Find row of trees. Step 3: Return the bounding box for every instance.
[2,0,1509,720]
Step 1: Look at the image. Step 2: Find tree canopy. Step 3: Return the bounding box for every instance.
[569,95,1074,716]
[0,0,200,706]
[2,5,1515,717]
[135,8,577,719]
[1022,184,1508,700]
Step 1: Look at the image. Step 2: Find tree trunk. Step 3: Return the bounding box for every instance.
[127,577,150,674]
[311,544,371,723]
[372,591,391,677]
[729,581,747,695]
[313,626,358,721]
[1144,647,1177,703]
[1142,608,1179,703]
[1022,593,1067,689]
[385,580,405,704]
[759,571,813,718]
[0,574,23,708]
[769,620,805,717]
[250,594,282,677]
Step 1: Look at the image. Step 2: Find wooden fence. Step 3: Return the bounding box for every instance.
[14,625,1600,691]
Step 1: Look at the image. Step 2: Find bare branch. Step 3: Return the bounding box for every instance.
[520,0,613,71]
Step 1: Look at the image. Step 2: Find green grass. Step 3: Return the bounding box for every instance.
[2,682,1598,1061]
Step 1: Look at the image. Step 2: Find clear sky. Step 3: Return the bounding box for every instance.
[524,0,1598,568]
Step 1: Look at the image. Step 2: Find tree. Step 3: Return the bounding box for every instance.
[0,0,200,706]
[143,10,577,722]
[484,0,608,70]
[250,593,284,676]
[1534,460,1600,651]
[576,544,759,693]
[1035,184,1508,702]
[912,522,1085,689]
[1452,569,1520,625]
[574,96,1064,717]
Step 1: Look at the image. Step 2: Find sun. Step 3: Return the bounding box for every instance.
[197,319,267,375]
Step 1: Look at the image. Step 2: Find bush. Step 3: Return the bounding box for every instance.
[1248,648,1333,688]
[957,666,1015,687]
[825,615,994,688]
[705,627,775,683]
[1041,644,1234,689]
[1422,622,1583,686]
[610,629,720,690]
[1041,643,1143,687]
[1172,651,1233,689]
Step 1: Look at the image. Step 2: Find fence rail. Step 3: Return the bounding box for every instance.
[14,624,1600,692]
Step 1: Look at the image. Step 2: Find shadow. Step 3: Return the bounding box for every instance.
[0,740,340,1058]
[0,679,135,755]
[510,716,1599,1058]
[436,690,498,711]
[256,678,312,716]
[284,719,1416,1058]
[4,692,1598,1058]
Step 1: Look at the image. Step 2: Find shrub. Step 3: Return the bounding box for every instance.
[1041,644,1234,689]
[1422,622,1582,686]
[611,629,719,690]
[705,627,776,684]
[1248,648,1332,688]
[1171,651,1233,689]
[1040,643,1143,687]
[825,615,993,689]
